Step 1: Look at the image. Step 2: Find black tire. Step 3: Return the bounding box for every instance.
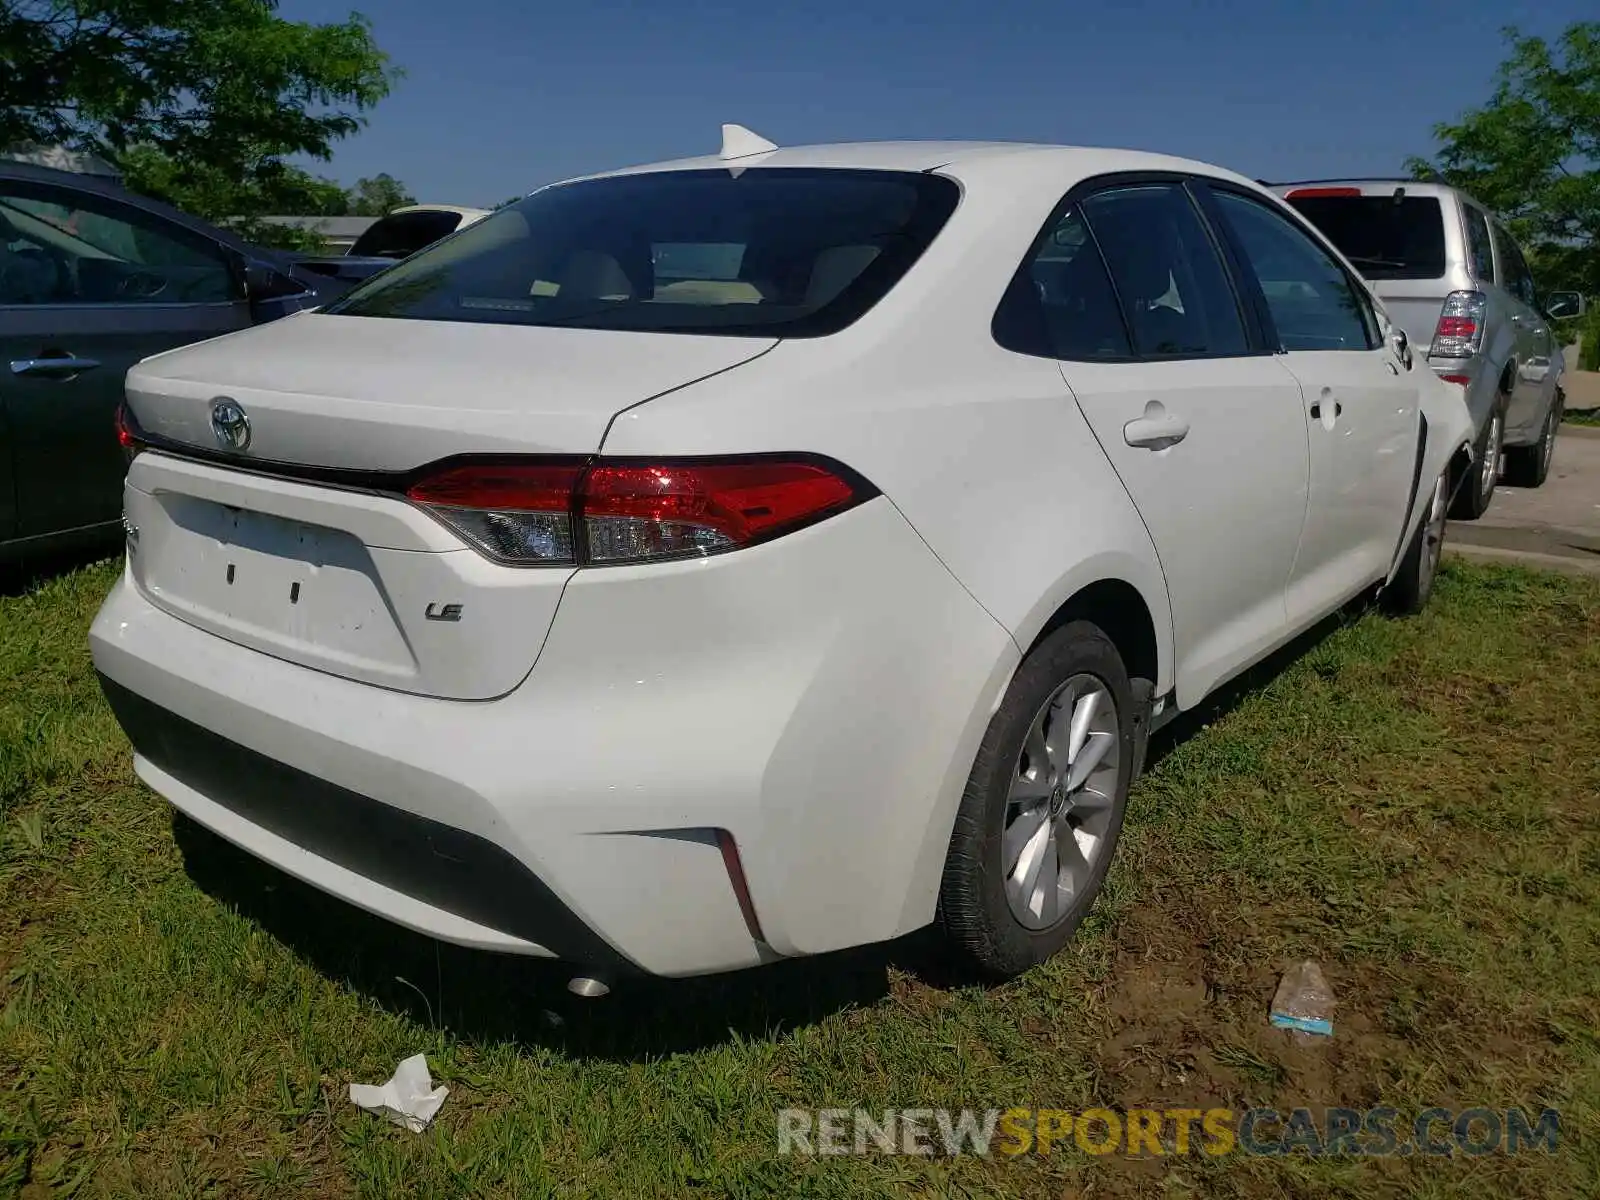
[1450,399,1505,520]
[1383,470,1447,616]
[1503,395,1561,488]
[939,621,1136,979]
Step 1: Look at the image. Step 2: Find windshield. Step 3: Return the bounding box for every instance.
[1283,195,1446,280]
[326,168,960,336]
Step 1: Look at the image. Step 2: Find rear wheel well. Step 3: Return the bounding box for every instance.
[1028,580,1158,688]
[1498,359,1515,399]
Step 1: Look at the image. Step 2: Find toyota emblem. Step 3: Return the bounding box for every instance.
[210,398,251,451]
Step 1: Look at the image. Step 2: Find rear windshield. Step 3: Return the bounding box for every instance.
[1283,195,1446,280]
[349,210,463,259]
[325,168,960,336]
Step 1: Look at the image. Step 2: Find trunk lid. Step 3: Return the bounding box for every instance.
[121,315,775,699]
[125,312,776,470]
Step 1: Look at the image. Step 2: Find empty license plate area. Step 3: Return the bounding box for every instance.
[129,486,419,682]
[120,452,575,699]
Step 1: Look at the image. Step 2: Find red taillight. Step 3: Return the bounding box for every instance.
[404,456,867,566]
[405,461,584,565]
[1285,186,1362,198]
[582,459,857,563]
[1431,290,1488,359]
[1439,374,1471,386]
[405,462,582,512]
[114,402,142,461]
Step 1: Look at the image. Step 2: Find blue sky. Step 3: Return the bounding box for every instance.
[281,0,1588,207]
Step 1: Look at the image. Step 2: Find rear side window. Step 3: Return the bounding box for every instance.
[1494,225,1536,304]
[1284,194,1446,280]
[349,210,464,259]
[327,169,960,337]
[1212,190,1377,352]
[993,204,1131,360]
[1463,206,1495,283]
[1081,183,1248,358]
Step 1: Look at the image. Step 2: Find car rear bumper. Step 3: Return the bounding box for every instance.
[1429,355,1559,446]
[1428,357,1499,432]
[91,498,1019,977]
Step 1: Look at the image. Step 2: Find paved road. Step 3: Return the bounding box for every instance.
[1447,424,1600,576]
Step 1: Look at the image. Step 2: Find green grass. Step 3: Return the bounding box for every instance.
[1565,410,1600,428]
[2,558,1597,1198]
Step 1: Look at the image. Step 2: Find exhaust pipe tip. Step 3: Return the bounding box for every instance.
[567,976,611,999]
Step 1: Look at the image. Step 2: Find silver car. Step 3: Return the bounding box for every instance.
[1275,180,1579,518]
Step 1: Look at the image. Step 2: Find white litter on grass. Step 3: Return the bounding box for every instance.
[349,1054,449,1132]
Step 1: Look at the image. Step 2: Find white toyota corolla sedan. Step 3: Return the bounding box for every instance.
[92,130,1473,987]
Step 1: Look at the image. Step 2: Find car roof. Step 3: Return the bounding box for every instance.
[571,140,1265,191]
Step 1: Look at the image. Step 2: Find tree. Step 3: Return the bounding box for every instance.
[0,1,398,246]
[348,172,415,216]
[1407,22,1600,296]
[115,144,355,248]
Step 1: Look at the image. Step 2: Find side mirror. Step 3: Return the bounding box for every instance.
[1543,290,1585,321]
[244,261,310,302]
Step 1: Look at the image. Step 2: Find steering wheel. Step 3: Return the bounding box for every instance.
[116,269,170,300]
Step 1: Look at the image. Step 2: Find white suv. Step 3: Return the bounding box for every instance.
[92,136,1472,984]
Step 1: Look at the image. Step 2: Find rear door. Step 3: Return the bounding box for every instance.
[1493,226,1557,424]
[1459,199,1520,421]
[1040,180,1310,706]
[0,177,252,537]
[1204,186,1419,624]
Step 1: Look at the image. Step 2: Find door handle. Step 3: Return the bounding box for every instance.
[10,356,102,379]
[1309,396,1342,420]
[1123,402,1190,450]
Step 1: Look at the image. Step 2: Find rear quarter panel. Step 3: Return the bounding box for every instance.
[600,152,1175,696]
[605,336,1174,693]
[602,331,1174,957]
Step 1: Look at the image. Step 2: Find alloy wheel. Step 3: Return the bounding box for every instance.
[1480,413,1502,501]
[1002,674,1120,929]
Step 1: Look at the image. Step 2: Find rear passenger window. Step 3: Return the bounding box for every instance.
[1080,184,1248,358]
[993,205,1132,360]
[1211,190,1376,352]
[1464,206,1495,283]
[1494,226,1536,304]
